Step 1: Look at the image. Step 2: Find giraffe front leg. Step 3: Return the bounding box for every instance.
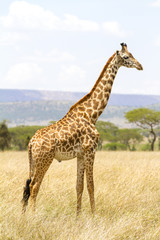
[85,152,95,214]
[76,155,85,215]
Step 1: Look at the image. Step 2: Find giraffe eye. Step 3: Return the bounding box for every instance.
[123,56,129,59]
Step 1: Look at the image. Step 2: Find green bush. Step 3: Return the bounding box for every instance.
[140,144,151,151]
[103,142,127,151]
[0,120,11,151]
[9,125,45,150]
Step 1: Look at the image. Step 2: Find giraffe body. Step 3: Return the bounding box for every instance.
[22,43,143,214]
[30,116,99,162]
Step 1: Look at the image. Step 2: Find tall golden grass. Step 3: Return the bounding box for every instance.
[1,151,160,239]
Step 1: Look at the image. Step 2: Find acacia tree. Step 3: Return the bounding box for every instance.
[95,121,119,142]
[125,108,160,151]
[118,128,143,151]
[95,121,119,150]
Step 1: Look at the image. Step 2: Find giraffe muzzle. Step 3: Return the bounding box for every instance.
[136,63,143,71]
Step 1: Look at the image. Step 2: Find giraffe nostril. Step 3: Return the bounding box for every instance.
[137,64,143,70]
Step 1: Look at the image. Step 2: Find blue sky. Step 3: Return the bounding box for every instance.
[0,0,160,94]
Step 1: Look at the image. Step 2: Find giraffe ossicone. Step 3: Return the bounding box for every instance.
[22,43,143,215]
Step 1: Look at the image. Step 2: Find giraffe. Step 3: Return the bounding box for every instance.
[22,43,143,215]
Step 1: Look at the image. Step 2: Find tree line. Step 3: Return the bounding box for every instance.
[1,108,160,151]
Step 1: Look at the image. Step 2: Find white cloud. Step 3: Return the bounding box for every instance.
[63,14,99,31]
[102,21,128,37]
[154,35,160,46]
[0,1,99,32]
[24,49,76,63]
[0,1,128,37]
[5,63,43,88]
[0,31,29,46]
[47,49,76,62]
[58,65,87,91]
[151,0,160,7]
[0,1,60,30]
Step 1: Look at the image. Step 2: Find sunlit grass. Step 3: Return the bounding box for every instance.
[0,151,160,239]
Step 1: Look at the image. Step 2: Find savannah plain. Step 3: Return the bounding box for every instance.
[1,151,160,240]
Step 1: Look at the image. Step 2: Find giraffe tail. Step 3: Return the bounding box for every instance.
[21,178,31,212]
[21,142,33,212]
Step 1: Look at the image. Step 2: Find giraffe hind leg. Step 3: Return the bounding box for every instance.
[21,178,31,213]
[29,176,43,212]
[29,157,53,212]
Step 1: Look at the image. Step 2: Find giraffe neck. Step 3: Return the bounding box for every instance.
[69,53,120,125]
[88,53,120,124]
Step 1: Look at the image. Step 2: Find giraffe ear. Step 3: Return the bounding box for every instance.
[120,43,128,52]
[116,50,119,55]
[120,42,127,47]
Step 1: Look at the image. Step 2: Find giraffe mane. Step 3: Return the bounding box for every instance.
[69,52,116,111]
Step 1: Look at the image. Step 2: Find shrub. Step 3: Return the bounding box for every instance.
[9,125,44,150]
[0,120,11,151]
[140,144,151,151]
[103,142,127,151]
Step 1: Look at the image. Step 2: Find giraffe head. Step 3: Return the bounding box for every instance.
[116,43,143,70]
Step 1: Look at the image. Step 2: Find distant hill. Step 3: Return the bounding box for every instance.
[1,89,160,127]
[0,89,86,103]
[0,100,133,127]
[1,89,160,106]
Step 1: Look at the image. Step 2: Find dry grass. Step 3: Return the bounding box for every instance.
[1,151,160,239]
